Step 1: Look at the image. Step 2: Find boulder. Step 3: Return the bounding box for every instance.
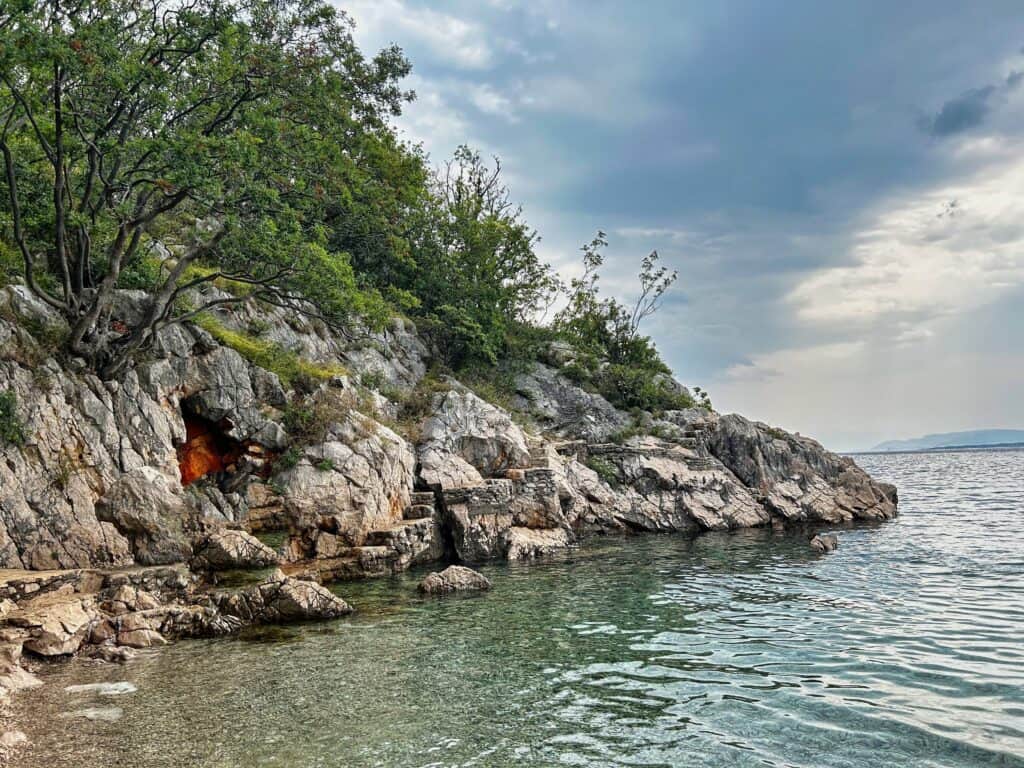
[505,527,572,560]
[191,529,278,571]
[20,599,96,657]
[116,628,167,649]
[95,466,192,565]
[418,390,530,479]
[418,565,491,595]
[417,446,484,491]
[218,571,353,624]
[0,643,41,693]
[277,413,414,548]
[810,533,839,553]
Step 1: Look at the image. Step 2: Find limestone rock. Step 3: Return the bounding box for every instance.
[418,565,491,594]
[217,573,353,624]
[19,599,96,657]
[512,363,631,441]
[706,414,897,523]
[810,533,839,553]
[417,446,484,491]
[116,628,167,648]
[418,390,530,479]
[505,527,572,560]
[0,643,41,692]
[95,467,192,565]
[192,529,278,571]
[277,412,414,549]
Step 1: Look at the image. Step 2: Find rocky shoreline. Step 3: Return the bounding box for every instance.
[0,284,897,762]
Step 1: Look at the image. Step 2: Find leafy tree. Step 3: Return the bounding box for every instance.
[409,146,560,367]
[555,232,692,412]
[0,0,410,376]
[556,231,677,370]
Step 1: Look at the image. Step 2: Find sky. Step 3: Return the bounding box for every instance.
[339,0,1024,451]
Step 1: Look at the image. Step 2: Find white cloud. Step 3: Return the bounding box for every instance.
[788,147,1024,336]
[342,0,493,70]
[467,84,518,121]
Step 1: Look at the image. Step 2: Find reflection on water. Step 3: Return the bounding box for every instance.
[14,449,1024,767]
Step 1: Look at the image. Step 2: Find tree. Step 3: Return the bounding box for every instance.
[556,232,677,369]
[554,233,690,412]
[410,146,560,367]
[0,0,412,376]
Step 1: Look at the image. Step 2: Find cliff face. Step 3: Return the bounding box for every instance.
[0,283,896,581]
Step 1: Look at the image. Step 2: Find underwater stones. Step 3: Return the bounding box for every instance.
[216,570,353,625]
[810,533,839,553]
[505,527,572,561]
[418,565,492,595]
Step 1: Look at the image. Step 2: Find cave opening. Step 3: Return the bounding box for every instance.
[176,411,246,486]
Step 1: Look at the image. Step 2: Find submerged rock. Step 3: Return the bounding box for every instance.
[810,533,839,553]
[64,681,137,696]
[216,571,353,624]
[418,565,492,595]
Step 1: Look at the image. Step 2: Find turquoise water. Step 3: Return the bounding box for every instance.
[14,449,1024,767]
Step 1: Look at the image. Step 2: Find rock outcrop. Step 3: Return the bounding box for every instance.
[810,533,839,553]
[191,529,279,571]
[0,280,899,701]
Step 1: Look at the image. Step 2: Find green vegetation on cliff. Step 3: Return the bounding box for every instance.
[0,0,703,411]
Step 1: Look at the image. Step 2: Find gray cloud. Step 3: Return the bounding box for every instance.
[921,85,997,136]
[920,69,1023,137]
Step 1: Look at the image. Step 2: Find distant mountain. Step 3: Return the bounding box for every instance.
[872,429,1024,452]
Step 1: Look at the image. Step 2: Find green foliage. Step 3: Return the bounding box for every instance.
[195,315,345,390]
[280,388,360,447]
[584,456,620,488]
[0,1,708,413]
[0,389,26,446]
[315,458,335,472]
[549,233,699,414]
[275,447,303,473]
[0,0,413,374]
[404,147,560,369]
[596,365,695,413]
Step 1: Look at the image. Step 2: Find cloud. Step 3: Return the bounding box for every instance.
[342,0,493,70]
[920,70,1023,137]
[467,84,518,121]
[788,149,1024,336]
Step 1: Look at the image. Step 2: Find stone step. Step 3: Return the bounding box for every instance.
[410,491,437,506]
[403,504,435,521]
[686,458,717,470]
[364,518,433,547]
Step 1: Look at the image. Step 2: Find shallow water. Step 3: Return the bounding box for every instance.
[13,449,1024,767]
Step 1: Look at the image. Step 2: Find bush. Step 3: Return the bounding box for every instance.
[0,389,26,447]
[585,456,620,488]
[596,365,695,414]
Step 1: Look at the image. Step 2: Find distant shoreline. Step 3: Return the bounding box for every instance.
[848,442,1024,456]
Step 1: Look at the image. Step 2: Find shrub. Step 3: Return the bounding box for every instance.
[585,456,620,488]
[281,391,353,447]
[596,365,695,414]
[0,389,26,447]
